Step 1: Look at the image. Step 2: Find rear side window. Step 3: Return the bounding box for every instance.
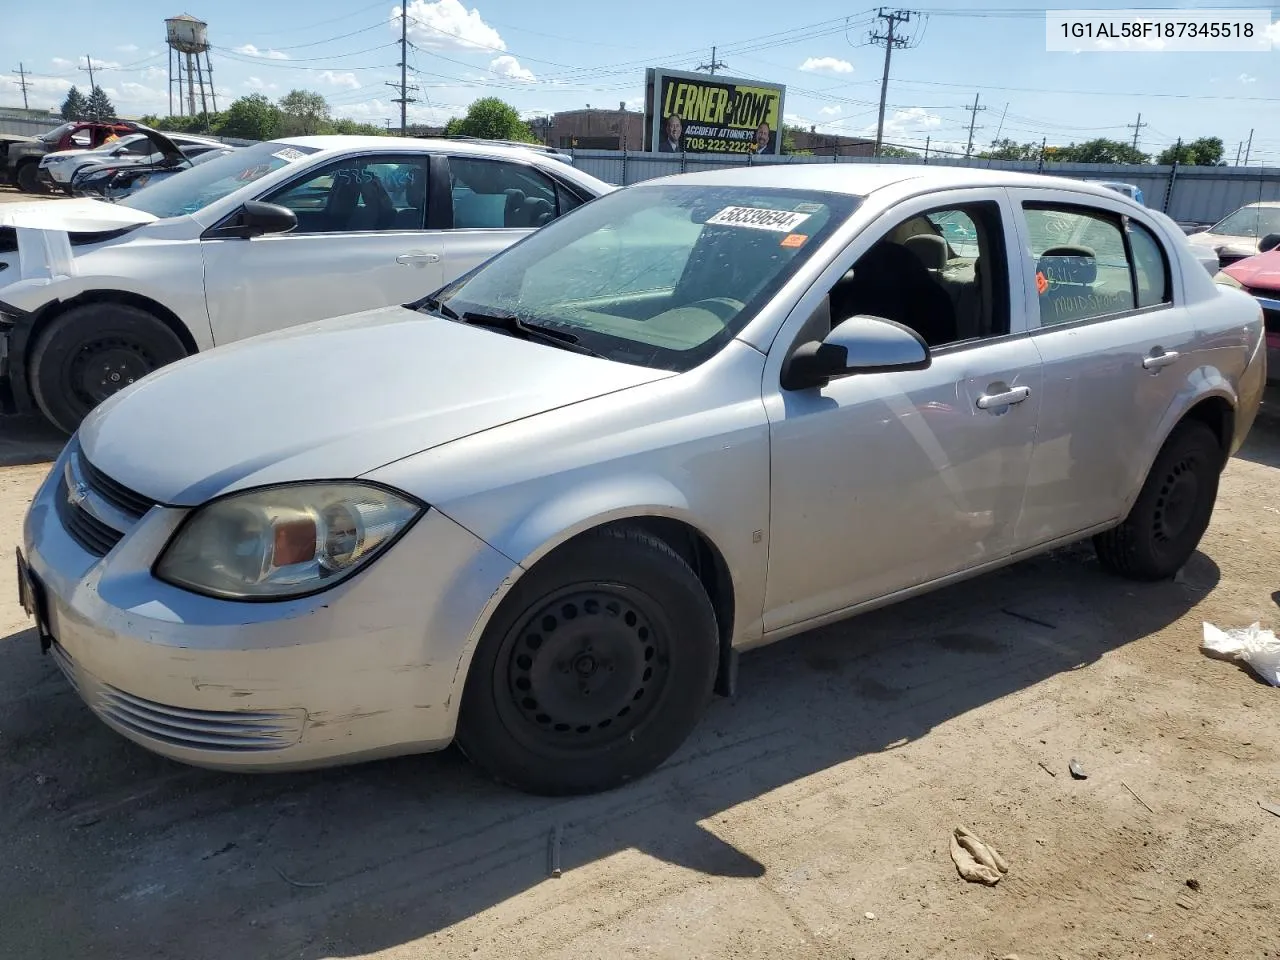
[1127,221,1170,308]
[448,157,560,229]
[1023,205,1140,327]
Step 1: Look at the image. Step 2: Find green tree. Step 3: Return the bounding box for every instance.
[218,94,281,140]
[442,97,535,142]
[1050,138,1148,164]
[326,116,386,136]
[879,144,920,159]
[60,86,88,121]
[781,124,811,156]
[1156,137,1225,166]
[84,85,115,122]
[978,138,1040,161]
[278,89,330,136]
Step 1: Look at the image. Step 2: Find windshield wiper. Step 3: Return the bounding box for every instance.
[417,295,461,321]
[457,310,608,359]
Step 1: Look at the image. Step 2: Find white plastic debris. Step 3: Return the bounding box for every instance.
[1201,622,1280,686]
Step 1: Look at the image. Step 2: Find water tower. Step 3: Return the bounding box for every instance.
[166,14,217,117]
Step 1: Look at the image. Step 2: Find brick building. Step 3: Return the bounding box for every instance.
[531,103,646,151]
[788,126,876,157]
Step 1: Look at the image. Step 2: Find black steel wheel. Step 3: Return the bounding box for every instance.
[1094,420,1222,581]
[29,303,188,435]
[457,526,719,796]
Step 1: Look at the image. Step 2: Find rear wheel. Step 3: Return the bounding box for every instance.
[29,303,188,435]
[1093,420,1222,581]
[456,526,719,796]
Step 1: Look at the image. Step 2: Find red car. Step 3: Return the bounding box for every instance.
[0,120,134,193]
[1216,232,1280,381]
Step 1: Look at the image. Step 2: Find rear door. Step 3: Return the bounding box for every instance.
[200,152,444,344]
[437,155,584,282]
[1011,191,1194,545]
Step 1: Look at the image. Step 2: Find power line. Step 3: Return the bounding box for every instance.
[869,8,916,157]
[696,46,728,75]
[393,4,416,135]
[1128,112,1148,150]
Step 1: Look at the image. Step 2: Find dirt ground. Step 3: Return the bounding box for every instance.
[1,397,1278,960]
[3,178,1280,958]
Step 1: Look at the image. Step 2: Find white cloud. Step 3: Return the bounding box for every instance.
[233,44,289,60]
[398,0,506,52]
[0,71,71,108]
[116,81,167,105]
[51,57,74,68]
[1239,73,1257,84]
[243,76,279,92]
[799,56,854,74]
[141,66,167,81]
[317,70,362,90]
[1267,21,1280,43]
[820,105,842,116]
[489,55,534,82]
[117,44,139,53]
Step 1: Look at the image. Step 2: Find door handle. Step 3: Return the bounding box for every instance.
[1142,350,1180,371]
[396,252,440,266]
[976,385,1031,410]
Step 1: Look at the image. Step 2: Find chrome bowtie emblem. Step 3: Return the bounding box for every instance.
[66,479,90,508]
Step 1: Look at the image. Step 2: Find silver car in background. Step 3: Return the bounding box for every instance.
[18,165,1267,796]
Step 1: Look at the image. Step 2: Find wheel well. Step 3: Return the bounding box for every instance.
[1180,396,1233,468]
[30,290,199,360]
[561,517,738,697]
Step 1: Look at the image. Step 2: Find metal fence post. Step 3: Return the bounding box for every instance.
[681,150,687,174]
[1163,160,1179,214]
[620,149,628,185]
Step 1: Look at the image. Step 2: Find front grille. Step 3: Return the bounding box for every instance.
[54,444,157,557]
[50,643,80,695]
[96,685,304,752]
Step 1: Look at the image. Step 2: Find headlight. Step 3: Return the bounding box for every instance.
[155,482,423,600]
[1213,271,1243,289]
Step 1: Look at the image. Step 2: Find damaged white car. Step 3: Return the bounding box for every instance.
[0,136,611,432]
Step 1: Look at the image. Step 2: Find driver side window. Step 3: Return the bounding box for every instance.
[263,156,429,234]
[824,200,1010,348]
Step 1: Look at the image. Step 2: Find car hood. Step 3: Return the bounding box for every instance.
[1222,249,1280,292]
[0,197,158,231]
[1186,231,1259,258]
[78,306,673,506]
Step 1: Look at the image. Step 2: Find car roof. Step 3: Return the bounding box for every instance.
[636,162,1141,201]
[275,135,563,161]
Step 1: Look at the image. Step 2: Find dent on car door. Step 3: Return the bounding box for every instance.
[1014,195,1193,544]
[762,192,1043,634]
[201,154,443,344]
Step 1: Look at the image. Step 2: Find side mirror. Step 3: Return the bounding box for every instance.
[1260,233,1280,254]
[781,314,931,391]
[216,201,298,239]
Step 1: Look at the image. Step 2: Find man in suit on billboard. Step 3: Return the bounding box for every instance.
[753,122,777,155]
[659,114,684,152]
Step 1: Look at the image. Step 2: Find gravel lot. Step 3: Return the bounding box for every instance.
[3,182,1280,958]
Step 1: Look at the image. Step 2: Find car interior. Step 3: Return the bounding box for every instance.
[826,203,1007,347]
[450,158,559,230]
[269,163,429,233]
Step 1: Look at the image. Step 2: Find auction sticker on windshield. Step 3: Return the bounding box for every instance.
[706,206,812,232]
[271,147,308,163]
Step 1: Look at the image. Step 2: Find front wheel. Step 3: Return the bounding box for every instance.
[15,162,46,194]
[1093,420,1223,581]
[456,526,719,796]
[29,303,188,435]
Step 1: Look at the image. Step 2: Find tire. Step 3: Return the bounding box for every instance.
[1093,420,1222,581]
[29,303,188,435]
[15,162,46,194]
[456,526,719,796]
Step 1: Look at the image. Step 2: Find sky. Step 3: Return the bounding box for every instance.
[2,0,1279,163]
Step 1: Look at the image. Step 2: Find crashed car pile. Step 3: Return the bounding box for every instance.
[6,152,1269,796]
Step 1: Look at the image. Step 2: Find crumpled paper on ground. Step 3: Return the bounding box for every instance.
[949,825,1009,886]
[1201,622,1280,687]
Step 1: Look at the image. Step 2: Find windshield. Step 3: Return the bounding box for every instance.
[434,184,859,372]
[39,122,78,143]
[117,140,320,219]
[1211,206,1280,239]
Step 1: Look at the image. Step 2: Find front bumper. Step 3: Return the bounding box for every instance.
[21,449,520,771]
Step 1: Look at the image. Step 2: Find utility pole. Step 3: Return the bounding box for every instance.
[1235,141,1242,165]
[964,92,986,160]
[869,8,913,158]
[388,6,417,135]
[697,46,727,75]
[12,62,29,109]
[1127,112,1147,151]
[923,135,930,163]
[1243,128,1254,165]
[1037,136,1047,173]
[79,54,96,91]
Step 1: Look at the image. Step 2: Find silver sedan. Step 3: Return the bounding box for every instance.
[18,164,1268,795]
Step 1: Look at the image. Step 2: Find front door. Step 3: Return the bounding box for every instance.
[1011,193,1197,544]
[200,154,444,345]
[762,190,1043,634]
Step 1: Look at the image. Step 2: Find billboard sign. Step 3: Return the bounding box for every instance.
[644,67,785,155]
